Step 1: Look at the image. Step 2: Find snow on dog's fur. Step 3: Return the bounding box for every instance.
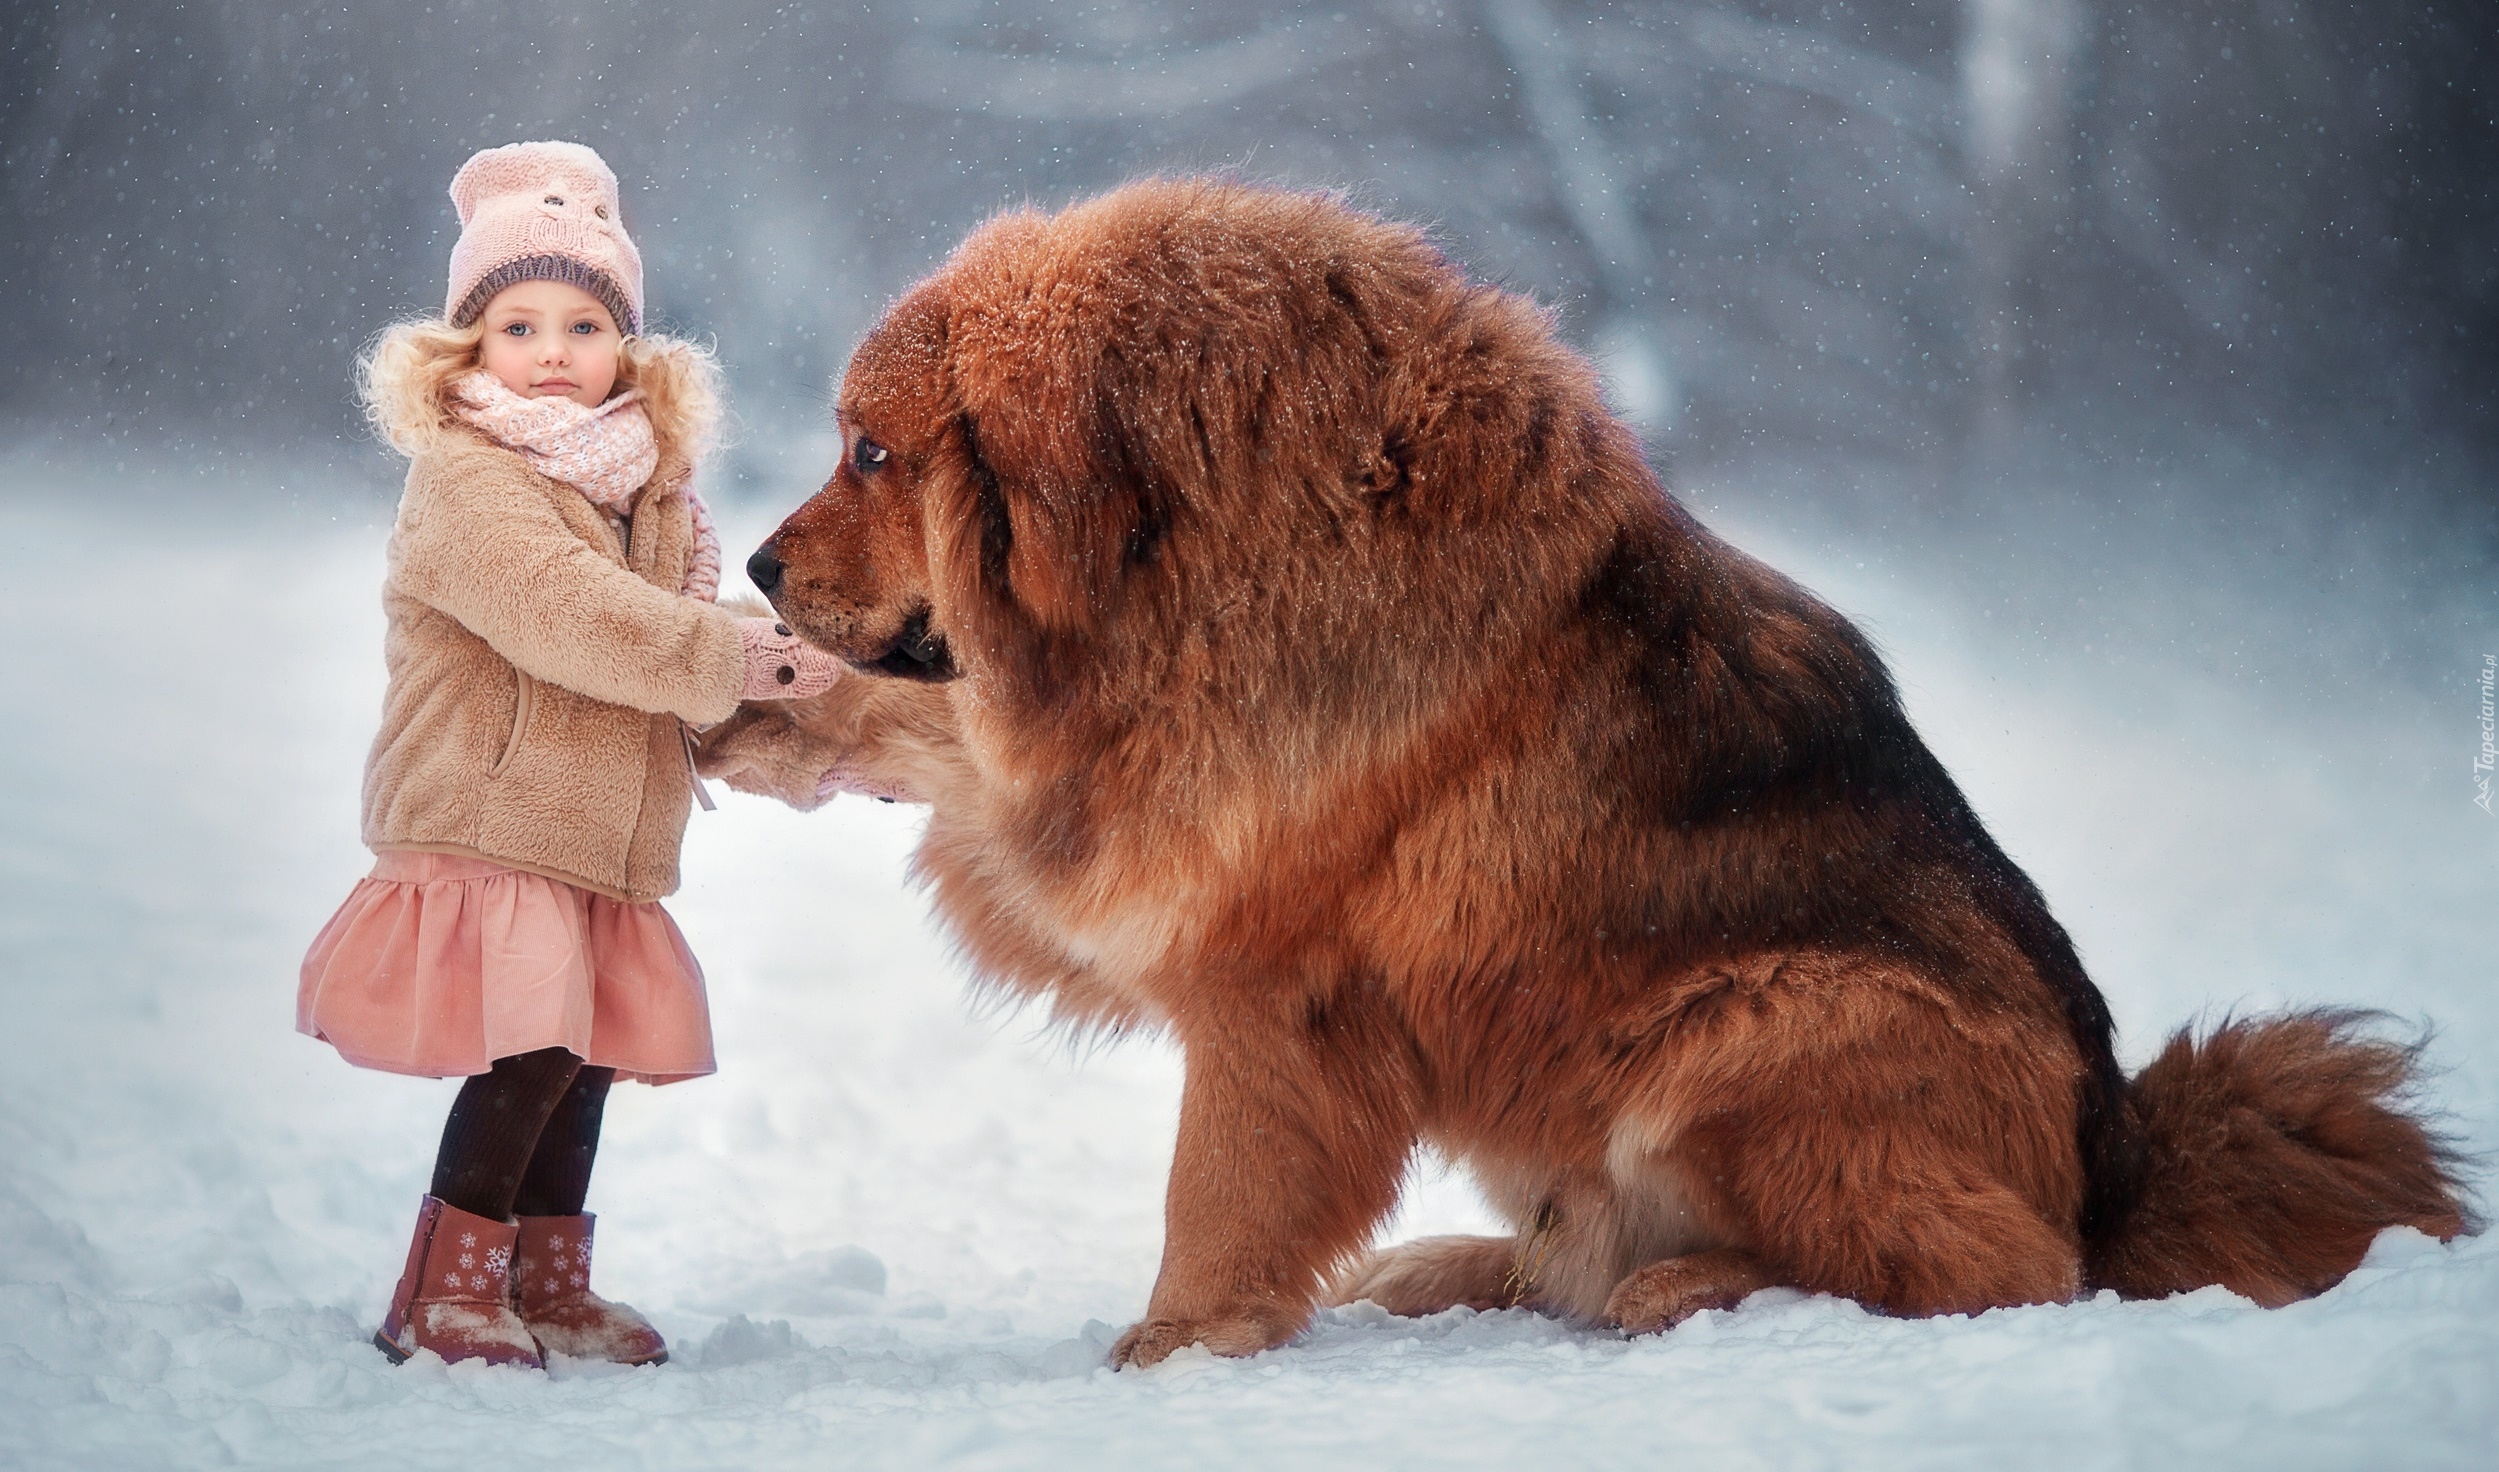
[701,178,2469,1366]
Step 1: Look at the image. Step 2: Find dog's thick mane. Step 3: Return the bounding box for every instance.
[924,185,1594,716]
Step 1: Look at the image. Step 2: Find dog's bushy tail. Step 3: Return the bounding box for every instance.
[2087,1010,2473,1306]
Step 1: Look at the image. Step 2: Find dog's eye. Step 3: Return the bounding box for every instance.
[855,438,890,471]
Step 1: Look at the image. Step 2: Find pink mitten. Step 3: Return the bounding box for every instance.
[737,618,841,700]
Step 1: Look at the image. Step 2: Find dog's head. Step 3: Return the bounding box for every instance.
[745,285,964,683]
[753,177,1629,729]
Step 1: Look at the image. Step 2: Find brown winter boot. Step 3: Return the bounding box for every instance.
[512,1213,669,1365]
[373,1196,543,1369]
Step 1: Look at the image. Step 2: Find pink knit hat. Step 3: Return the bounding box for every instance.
[445,141,645,336]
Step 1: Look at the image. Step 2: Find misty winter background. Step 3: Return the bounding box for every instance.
[2,3,2494,1467]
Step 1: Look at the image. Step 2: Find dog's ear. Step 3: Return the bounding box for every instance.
[928,218,1187,636]
[929,183,1461,637]
[924,407,1022,631]
[937,373,1169,637]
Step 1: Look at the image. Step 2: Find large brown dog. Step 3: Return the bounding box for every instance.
[703,178,2467,1367]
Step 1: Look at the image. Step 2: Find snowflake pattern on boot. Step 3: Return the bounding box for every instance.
[512,1213,667,1366]
[376,1196,541,1370]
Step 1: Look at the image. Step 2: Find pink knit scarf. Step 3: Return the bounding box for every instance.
[451,370,721,601]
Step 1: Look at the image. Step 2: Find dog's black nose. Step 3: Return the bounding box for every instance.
[747,546,784,596]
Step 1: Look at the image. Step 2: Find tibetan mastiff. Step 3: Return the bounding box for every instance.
[701,178,2464,1367]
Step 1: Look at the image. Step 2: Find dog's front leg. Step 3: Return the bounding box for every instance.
[1111,1001,1416,1368]
[694,676,962,811]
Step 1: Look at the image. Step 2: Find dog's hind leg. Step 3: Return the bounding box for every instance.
[1604,1249,1779,1332]
[1640,954,2089,1320]
[1329,1235,1520,1316]
[1343,963,2092,1335]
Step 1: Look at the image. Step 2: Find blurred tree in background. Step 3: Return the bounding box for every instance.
[0,1,2490,499]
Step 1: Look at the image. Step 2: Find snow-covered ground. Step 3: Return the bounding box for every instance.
[2,451,2492,1469]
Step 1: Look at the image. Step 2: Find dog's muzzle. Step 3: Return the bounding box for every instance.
[866,607,956,683]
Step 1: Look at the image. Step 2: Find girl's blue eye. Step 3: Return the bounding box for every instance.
[571,321,596,335]
[502,322,528,336]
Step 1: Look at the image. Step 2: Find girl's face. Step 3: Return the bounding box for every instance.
[477,279,622,407]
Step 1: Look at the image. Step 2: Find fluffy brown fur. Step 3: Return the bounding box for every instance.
[2089,1011,2468,1306]
[703,177,2469,1366]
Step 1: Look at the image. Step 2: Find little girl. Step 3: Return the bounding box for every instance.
[299,140,839,1370]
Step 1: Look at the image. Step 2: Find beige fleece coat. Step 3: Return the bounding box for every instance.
[362,432,745,902]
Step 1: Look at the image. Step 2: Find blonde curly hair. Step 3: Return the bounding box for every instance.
[358,315,725,464]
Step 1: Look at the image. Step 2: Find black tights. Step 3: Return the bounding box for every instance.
[430,1047,614,1221]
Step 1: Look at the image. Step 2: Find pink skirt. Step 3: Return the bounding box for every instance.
[298,851,715,1085]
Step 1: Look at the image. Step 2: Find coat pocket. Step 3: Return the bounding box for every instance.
[487,669,535,778]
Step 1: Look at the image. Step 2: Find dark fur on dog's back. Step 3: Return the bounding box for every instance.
[1571,504,2145,1243]
[709,177,2469,1364]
